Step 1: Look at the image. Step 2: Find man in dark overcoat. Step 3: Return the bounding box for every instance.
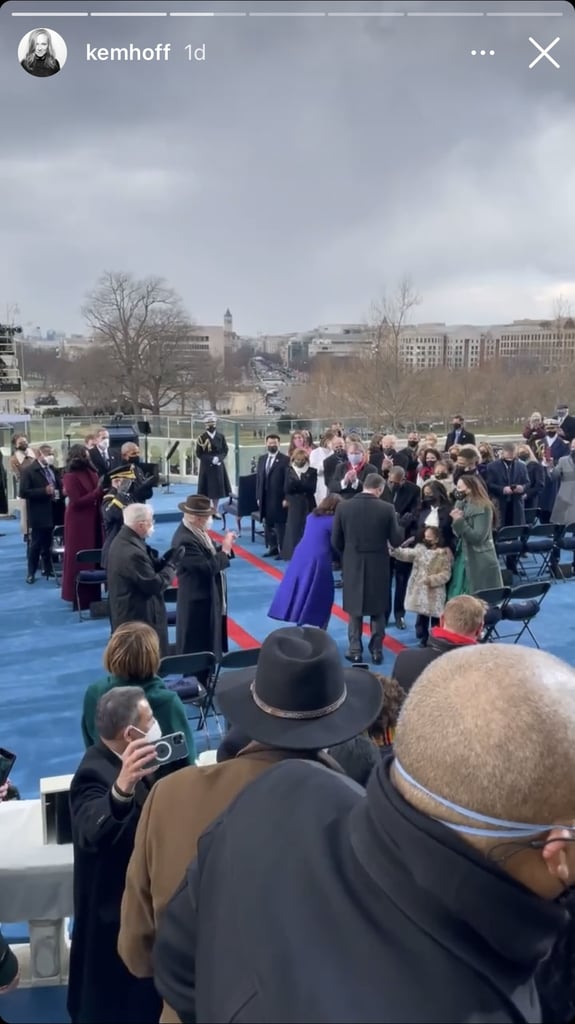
[19,443,65,583]
[196,413,232,503]
[171,494,235,664]
[106,503,180,656]
[332,473,403,665]
[256,433,289,557]
[486,443,529,530]
[67,686,162,1024]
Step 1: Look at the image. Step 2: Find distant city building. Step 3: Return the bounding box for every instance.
[295,318,575,370]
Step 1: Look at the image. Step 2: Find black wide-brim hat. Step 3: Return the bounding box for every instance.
[217,626,383,750]
[178,494,221,518]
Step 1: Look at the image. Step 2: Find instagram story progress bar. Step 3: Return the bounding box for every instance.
[10,10,565,17]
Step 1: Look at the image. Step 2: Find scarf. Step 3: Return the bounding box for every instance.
[292,463,308,477]
[347,458,365,475]
[430,625,477,646]
[182,519,226,613]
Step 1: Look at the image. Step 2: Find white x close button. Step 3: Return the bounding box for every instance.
[528,37,560,69]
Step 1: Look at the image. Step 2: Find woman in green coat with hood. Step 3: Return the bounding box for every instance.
[448,474,503,597]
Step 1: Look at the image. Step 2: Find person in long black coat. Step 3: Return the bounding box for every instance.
[68,686,162,1024]
[106,506,179,656]
[256,435,290,557]
[281,452,317,561]
[485,444,529,528]
[196,415,232,503]
[19,445,65,582]
[332,476,403,664]
[171,495,235,664]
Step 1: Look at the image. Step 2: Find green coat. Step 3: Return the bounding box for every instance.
[451,501,503,595]
[81,674,196,766]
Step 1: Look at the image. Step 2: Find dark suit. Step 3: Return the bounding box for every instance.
[106,526,174,655]
[486,458,529,528]
[89,446,119,480]
[329,461,378,499]
[19,460,64,577]
[323,451,347,490]
[68,743,161,1024]
[256,451,289,553]
[444,427,476,451]
[382,481,420,620]
[332,492,403,657]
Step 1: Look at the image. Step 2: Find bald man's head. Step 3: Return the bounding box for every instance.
[393,645,575,830]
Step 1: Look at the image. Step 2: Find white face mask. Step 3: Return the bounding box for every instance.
[130,720,162,744]
[205,516,214,530]
[44,455,55,466]
[100,438,110,450]
[146,523,155,537]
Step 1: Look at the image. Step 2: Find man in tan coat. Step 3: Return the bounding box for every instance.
[118,626,383,1024]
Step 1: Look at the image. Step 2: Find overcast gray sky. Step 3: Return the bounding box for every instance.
[0,0,573,336]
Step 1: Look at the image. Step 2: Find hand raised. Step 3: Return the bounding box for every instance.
[116,738,157,795]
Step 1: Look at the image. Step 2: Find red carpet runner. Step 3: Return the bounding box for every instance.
[220,536,406,657]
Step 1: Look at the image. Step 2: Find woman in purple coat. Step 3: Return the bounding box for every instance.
[268,494,341,630]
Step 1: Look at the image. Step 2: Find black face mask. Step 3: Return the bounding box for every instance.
[17,443,28,451]
[335,449,347,461]
[453,424,462,432]
[267,446,278,454]
[128,456,140,465]
[423,539,436,549]
[547,431,557,437]
[518,454,530,462]
[408,440,418,448]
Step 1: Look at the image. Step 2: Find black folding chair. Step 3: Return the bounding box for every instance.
[498,581,551,647]
[51,525,65,583]
[524,507,540,526]
[214,648,261,730]
[523,524,556,580]
[556,523,575,581]
[75,549,106,621]
[164,586,178,627]
[474,587,511,643]
[494,526,528,578]
[250,511,265,543]
[159,652,217,733]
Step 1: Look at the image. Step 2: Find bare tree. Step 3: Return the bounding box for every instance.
[63,347,124,412]
[354,278,424,430]
[82,271,195,415]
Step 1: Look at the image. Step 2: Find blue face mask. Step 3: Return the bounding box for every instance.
[394,758,575,841]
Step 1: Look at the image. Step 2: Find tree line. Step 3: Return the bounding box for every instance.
[19,271,256,416]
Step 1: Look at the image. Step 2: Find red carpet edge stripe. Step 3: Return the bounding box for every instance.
[219,536,406,657]
[227,617,261,650]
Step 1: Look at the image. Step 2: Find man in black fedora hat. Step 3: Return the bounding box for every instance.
[170,494,236,662]
[119,626,383,1022]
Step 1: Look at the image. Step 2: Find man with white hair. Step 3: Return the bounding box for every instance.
[106,504,184,655]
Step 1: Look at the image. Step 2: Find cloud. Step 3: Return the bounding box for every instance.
[0,0,572,334]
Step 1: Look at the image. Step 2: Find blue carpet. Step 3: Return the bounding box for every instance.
[2,484,575,797]
[2,485,575,1021]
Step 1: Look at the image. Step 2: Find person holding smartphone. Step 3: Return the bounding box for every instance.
[68,687,163,1024]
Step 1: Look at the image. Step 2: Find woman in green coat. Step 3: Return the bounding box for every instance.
[82,621,196,768]
[448,474,503,597]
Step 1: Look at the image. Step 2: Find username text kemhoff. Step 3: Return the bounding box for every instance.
[86,43,174,62]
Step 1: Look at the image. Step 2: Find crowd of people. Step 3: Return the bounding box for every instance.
[262,411,575,660]
[4,408,575,1022]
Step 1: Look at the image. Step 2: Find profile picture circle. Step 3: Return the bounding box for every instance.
[18,28,67,78]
